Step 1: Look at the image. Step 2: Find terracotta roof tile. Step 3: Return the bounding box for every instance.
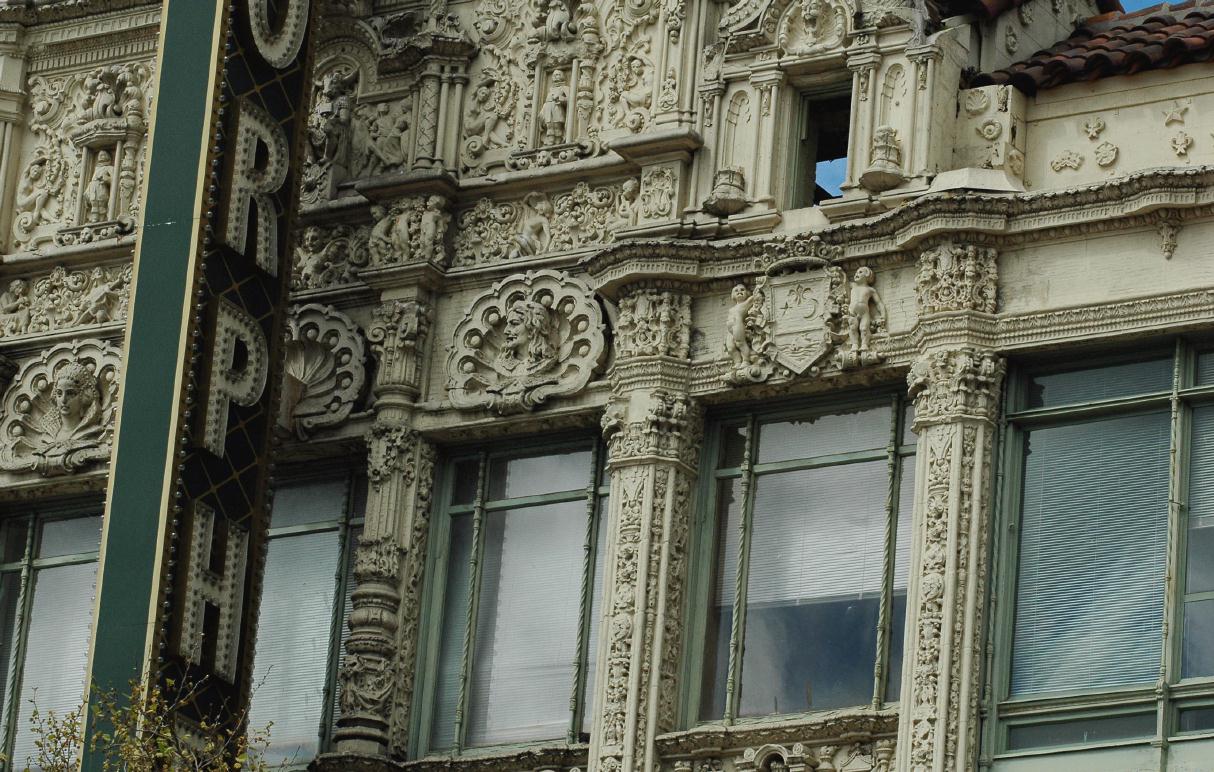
[972,1,1214,94]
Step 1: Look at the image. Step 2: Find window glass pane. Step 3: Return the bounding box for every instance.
[0,520,27,564]
[1025,358,1171,409]
[1197,351,1214,386]
[719,423,749,469]
[580,495,609,734]
[248,531,341,765]
[272,479,347,528]
[1186,406,1214,595]
[351,476,367,519]
[38,515,100,558]
[1178,705,1214,733]
[430,515,474,751]
[1183,598,1214,679]
[886,461,916,703]
[758,405,891,464]
[1007,713,1155,750]
[487,449,592,500]
[901,404,917,447]
[467,500,585,746]
[739,461,888,715]
[699,478,742,721]
[10,562,97,769]
[451,459,480,506]
[1011,413,1170,697]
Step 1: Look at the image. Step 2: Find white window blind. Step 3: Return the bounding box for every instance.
[466,501,584,746]
[10,563,97,769]
[1011,412,1170,697]
[248,531,341,765]
[430,515,474,751]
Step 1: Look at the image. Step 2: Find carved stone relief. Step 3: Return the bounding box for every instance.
[291,222,371,290]
[14,62,154,251]
[301,66,358,207]
[368,196,451,266]
[446,269,605,413]
[0,339,120,476]
[775,0,849,56]
[616,285,691,359]
[916,243,997,315]
[279,304,367,440]
[450,179,638,266]
[0,263,132,339]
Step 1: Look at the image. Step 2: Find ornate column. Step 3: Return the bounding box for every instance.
[896,242,1004,772]
[0,24,25,248]
[589,283,700,772]
[326,291,436,765]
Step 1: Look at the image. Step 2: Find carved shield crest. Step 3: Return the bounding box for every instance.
[764,267,844,374]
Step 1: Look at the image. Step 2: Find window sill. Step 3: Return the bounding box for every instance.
[655,705,899,758]
[405,742,588,772]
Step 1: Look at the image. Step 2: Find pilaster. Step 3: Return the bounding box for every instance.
[321,292,436,767]
[589,282,701,772]
[895,242,1005,772]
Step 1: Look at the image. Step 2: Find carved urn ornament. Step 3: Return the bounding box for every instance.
[0,340,120,476]
[447,269,605,414]
[703,166,748,216]
[860,125,905,193]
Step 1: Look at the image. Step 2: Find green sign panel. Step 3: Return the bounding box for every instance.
[88,0,314,764]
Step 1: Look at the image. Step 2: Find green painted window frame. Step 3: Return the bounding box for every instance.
[251,468,365,767]
[0,502,101,772]
[412,434,609,758]
[681,389,916,726]
[983,341,1214,763]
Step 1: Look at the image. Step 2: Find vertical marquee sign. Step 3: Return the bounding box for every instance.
[87,0,313,764]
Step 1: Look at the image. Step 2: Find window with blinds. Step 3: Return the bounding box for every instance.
[990,345,1214,760]
[247,472,364,767]
[420,441,607,755]
[0,508,101,771]
[693,394,915,723]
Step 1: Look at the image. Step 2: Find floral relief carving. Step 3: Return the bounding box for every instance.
[0,264,131,340]
[0,340,120,476]
[446,269,605,414]
[639,167,675,219]
[1049,149,1083,172]
[279,304,366,440]
[615,286,691,359]
[916,243,998,315]
[1094,141,1118,167]
[1171,131,1193,157]
[14,62,153,251]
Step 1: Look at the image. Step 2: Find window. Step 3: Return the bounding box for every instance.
[790,90,852,208]
[690,395,915,723]
[989,345,1214,760]
[248,472,365,766]
[419,441,607,754]
[0,508,101,771]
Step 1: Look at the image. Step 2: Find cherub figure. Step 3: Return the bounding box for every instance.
[416,196,450,263]
[509,193,553,258]
[846,266,886,355]
[0,279,30,336]
[725,284,758,368]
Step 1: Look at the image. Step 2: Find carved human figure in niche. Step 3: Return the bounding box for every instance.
[84,150,115,223]
[464,83,512,158]
[488,299,559,401]
[364,102,406,174]
[0,280,30,336]
[620,57,652,126]
[305,68,357,198]
[539,70,569,146]
[37,362,107,467]
[509,193,553,258]
[417,195,450,263]
[15,154,61,232]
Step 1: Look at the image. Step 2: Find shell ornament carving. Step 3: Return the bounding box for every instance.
[446,269,605,414]
[0,340,120,476]
[280,304,366,440]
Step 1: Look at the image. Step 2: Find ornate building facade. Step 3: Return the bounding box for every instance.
[0,0,1213,771]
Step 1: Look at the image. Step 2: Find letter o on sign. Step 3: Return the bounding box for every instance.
[248,0,310,70]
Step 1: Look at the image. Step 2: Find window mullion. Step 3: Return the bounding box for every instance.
[569,442,602,741]
[724,414,758,724]
[3,521,34,765]
[873,394,902,707]
[453,453,489,753]
[1162,343,1190,734]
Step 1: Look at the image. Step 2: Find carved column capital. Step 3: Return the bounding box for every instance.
[613,281,692,362]
[915,242,998,317]
[907,347,1006,429]
[367,294,432,395]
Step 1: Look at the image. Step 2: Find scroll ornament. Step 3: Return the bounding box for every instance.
[446,269,605,414]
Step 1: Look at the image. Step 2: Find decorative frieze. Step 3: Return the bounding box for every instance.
[446,269,605,414]
[615,285,691,360]
[368,196,451,267]
[0,263,131,340]
[292,222,371,290]
[0,339,119,476]
[279,304,366,440]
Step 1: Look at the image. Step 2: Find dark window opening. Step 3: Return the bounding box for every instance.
[792,92,852,207]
